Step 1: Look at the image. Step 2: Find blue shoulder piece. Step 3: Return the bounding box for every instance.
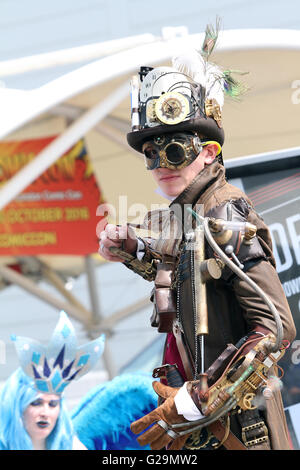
[71,372,157,450]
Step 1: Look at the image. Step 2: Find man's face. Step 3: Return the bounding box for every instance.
[151,144,217,197]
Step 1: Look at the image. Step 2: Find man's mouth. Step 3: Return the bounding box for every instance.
[37,421,50,429]
[159,174,179,181]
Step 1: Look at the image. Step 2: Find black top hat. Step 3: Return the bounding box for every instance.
[127,21,247,156]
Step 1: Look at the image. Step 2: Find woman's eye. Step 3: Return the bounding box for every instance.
[30,399,42,407]
[49,401,59,408]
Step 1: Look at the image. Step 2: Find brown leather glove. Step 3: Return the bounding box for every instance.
[130,381,191,450]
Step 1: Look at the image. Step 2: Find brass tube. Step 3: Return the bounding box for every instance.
[194,222,209,336]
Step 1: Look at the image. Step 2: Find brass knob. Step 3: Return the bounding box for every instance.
[200,258,223,282]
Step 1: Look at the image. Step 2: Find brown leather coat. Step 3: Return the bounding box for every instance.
[137,160,296,449]
[169,161,296,369]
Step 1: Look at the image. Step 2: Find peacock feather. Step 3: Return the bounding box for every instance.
[201,17,221,59]
[222,69,249,99]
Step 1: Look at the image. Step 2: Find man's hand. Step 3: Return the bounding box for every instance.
[130,381,190,450]
[98,224,137,262]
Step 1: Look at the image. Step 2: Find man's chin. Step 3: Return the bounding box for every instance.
[160,184,184,198]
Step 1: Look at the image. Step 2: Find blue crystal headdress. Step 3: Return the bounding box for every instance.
[11,311,105,395]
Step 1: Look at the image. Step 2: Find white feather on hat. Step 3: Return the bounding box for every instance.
[172,49,225,109]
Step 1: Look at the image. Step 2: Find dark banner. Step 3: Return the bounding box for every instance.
[228,152,300,448]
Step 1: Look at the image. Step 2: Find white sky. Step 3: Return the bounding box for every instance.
[0,0,300,88]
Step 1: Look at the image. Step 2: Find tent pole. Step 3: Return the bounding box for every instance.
[85,255,102,325]
[0,264,90,326]
[85,254,116,379]
[41,261,94,323]
[0,262,116,378]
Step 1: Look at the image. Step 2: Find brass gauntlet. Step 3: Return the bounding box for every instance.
[109,245,157,281]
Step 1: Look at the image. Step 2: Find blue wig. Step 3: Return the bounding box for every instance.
[0,368,73,450]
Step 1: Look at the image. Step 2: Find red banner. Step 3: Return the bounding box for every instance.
[0,136,104,255]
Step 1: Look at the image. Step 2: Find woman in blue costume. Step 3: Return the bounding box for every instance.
[0,311,104,450]
[0,367,82,450]
[0,311,156,450]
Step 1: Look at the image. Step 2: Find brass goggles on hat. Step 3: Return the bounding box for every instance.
[142,133,221,170]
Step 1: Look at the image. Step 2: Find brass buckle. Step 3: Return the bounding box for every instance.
[241,421,269,447]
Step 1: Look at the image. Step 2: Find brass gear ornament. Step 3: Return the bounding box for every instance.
[155,92,190,125]
[243,392,256,410]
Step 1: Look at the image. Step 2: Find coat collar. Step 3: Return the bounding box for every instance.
[169,161,226,228]
[170,160,226,209]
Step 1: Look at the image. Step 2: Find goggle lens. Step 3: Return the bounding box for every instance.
[165,143,185,165]
[142,144,160,170]
[143,145,159,160]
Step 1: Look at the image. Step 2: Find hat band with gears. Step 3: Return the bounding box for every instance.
[127,116,224,155]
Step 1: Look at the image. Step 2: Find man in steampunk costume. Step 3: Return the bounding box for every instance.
[99,24,296,450]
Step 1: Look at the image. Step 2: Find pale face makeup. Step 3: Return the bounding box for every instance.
[23,393,60,449]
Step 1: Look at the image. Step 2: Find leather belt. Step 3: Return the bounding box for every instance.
[237,409,270,449]
[209,420,247,450]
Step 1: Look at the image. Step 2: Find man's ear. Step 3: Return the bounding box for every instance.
[203,144,218,164]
